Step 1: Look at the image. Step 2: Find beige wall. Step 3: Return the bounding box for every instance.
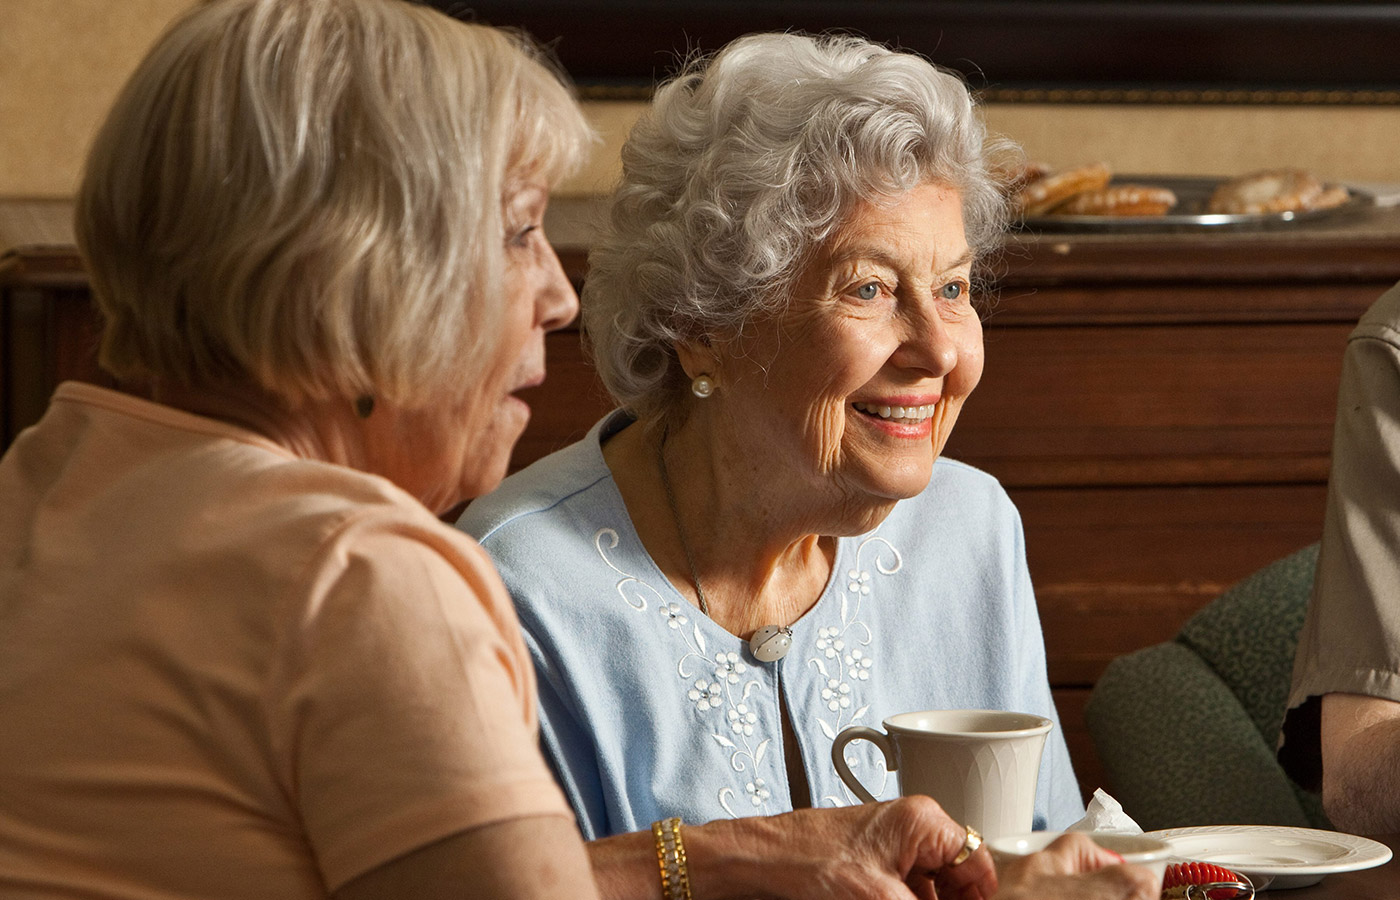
[0,0,197,198]
[566,101,1400,197]
[3,1,1397,201]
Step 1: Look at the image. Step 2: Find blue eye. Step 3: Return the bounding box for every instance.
[855,282,880,300]
[940,281,965,301]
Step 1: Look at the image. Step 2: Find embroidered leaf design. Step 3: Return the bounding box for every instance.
[755,738,769,764]
[719,787,738,819]
[742,680,758,700]
[813,657,829,679]
[840,591,850,625]
[693,622,707,655]
[712,733,737,749]
[818,718,836,740]
[852,705,869,722]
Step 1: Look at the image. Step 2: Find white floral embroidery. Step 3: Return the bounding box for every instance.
[745,777,772,806]
[821,677,852,711]
[845,648,873,680]
[595,528,666,611]
[713,651,746,684]
[593,527,771,819]
[661,601,689,629]
[810,534,901,806]
[815,626,844,659]
[688,679,724,711]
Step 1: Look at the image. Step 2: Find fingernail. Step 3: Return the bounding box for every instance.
[1106,850,1124,862]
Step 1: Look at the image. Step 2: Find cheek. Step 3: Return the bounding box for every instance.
[930,322,985,456]
[793,339,869,465]
[950,318,985,397]
[808,399,850,473]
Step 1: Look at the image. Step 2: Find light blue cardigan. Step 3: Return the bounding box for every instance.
[459,411,1083,839]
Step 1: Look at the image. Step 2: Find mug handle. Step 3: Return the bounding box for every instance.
[831,725,897,804]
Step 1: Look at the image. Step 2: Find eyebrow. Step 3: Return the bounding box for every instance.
[830,245,975,274]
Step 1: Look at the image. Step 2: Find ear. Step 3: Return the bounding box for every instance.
[673,339,718,380]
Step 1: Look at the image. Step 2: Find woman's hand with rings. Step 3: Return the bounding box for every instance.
[687,795,996,900]
[949,826,982,867]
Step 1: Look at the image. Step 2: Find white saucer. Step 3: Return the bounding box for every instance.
[1146,825,1393,890]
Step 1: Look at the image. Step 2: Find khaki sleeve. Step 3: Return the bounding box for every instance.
[1283,301,1400,785]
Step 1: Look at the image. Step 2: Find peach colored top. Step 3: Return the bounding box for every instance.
[0,383,571,898]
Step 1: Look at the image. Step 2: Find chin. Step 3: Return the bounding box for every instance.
[878,461,935,501]
[457,459,511,505]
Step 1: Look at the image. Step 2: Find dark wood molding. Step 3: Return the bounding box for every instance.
[424,2,1400,102]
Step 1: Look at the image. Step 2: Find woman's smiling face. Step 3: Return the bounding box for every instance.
[705,181,984,512]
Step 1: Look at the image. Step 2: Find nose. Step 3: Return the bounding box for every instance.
[893,301,959,376]
[537,244,580,333]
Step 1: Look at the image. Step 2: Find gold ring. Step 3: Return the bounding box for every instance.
[951,825,982,866]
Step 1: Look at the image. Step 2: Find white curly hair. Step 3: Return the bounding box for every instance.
[581,31,1013,425]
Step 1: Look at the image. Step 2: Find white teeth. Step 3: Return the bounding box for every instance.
[854,402,935,422]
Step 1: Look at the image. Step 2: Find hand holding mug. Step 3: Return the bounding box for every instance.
[832,709,1053,841]
[683,795,997,900]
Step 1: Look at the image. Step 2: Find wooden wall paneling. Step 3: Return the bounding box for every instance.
[944,320,1353,486]
[1021,483,1329,687]
[512,327,612,470]
[1053,687,1103,804]
[1,250,106,445]
[996,236,1400,297]
[983,278,1391,326]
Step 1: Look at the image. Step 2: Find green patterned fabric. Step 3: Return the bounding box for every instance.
[1085,545,1330,831]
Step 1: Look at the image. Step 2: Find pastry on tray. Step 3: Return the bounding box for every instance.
[1050,184,1178,217]
[1207,168,1350,215]
[1015,162,1113,217]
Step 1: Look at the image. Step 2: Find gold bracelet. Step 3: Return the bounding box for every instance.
[651,816,693,900]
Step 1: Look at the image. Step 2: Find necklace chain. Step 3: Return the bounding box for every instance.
[656,436,711,617]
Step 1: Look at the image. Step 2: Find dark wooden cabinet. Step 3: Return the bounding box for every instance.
[7,205,1400,800]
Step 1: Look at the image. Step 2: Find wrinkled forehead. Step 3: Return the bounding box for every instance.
[820,183,971,268]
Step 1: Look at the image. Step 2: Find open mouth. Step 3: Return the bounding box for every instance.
[852,401,936,425]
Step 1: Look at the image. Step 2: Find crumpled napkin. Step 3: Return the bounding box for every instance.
[1065,788,1143,835]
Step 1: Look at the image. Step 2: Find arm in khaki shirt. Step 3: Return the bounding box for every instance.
[1321,694,1400,833]
[1284,283,1400,832]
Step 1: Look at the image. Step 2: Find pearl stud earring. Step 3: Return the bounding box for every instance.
[691,375,715,399]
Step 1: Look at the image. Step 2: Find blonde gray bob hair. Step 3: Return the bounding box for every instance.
[76,0,591,408]
[582,32,1010,425]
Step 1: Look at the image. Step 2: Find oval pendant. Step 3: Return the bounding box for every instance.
[749,624,794,662]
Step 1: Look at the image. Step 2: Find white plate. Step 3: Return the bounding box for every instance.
[1146,825,1393,890]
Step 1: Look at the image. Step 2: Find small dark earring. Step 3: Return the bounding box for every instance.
[354,395,375,419]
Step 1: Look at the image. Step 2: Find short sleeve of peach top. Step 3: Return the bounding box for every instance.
[0,383,571,898]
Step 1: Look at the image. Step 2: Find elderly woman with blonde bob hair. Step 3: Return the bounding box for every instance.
[462,25,1088,863]
[0,0,602,896]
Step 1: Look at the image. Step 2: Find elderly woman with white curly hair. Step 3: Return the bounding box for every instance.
[460,29,1085,845]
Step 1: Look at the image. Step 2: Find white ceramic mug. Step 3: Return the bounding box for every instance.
[831,709,1053,841]
[989,831,1172,894]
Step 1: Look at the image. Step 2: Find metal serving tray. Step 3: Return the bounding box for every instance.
[1022,175,1373,233]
